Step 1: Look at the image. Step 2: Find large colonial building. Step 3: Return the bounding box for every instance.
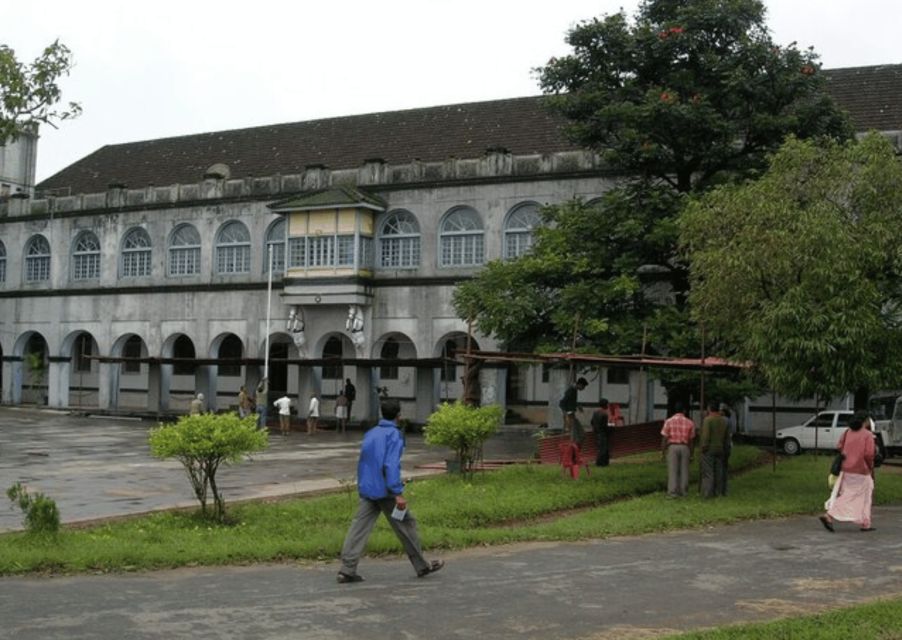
[2,64,901,429]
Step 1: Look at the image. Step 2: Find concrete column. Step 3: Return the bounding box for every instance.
[548,368,570,430]
[2,356,21,404]
[297,365,316,420]
[46,358,69,408]
[147,361,163,414]
[481,366,507,412]
[97,362,114,410]
[200,365,218,412]
[415,366,440,424]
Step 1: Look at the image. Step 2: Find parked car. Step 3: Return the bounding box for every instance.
[776,410,853,455]
[777,409,892,457]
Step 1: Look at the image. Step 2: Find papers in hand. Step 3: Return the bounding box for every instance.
[391,505,407,521]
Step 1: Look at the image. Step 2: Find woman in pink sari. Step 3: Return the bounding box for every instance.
[819,413,876,532]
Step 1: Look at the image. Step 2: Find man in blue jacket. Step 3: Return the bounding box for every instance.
[337,398,444,583]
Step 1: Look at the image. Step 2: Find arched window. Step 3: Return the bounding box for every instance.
[172,335,196,375]
[380,337,400,380]
[378,210,420,269]
[439,207,484,267]
[25,235,51,283]
[218,334,243,377]
[168,224,201,276]
[215,221,251,274]
[72,231,101,280]
[121,227,152,278]
[322,336,343,380]
[0,240,6,284]
[504,202,542,259]
[265,218,286,274]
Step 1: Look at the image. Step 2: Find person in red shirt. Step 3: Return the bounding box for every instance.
[660,402,696,497]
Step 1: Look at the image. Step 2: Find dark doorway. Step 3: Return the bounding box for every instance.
[268,342,289,398]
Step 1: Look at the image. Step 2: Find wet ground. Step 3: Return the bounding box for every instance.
[0,406,535,531]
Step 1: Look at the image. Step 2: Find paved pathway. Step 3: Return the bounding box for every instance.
[1,407,900,639]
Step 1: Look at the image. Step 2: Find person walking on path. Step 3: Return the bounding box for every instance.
[335,392,349,433]
[699,403,729,498]
[820,413,877,532]
[189,393,205,415]
[590,398,611,467]
[307,393,320,434]
[256,379,269,429]
[337,398,444,583]
[661,402,696,497]
[343,378,356,423]
[274,394,292,436]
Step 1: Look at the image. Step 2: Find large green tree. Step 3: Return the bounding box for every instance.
[681,134,902,402]
[454,0,849,366]
[0,40,81,144]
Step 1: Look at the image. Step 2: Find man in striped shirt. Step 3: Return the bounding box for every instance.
[661,402,696,497]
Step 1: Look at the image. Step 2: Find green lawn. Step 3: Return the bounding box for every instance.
[1,446,899,575]
[663,597,902,639]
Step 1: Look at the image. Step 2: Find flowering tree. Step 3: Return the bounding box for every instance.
[455,0,849,378]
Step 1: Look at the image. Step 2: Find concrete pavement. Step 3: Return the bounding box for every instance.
[1,507,901,639]
[0,406,534,531]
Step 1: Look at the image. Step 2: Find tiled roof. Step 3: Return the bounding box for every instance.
[38,96,574,195]
[36,64,902,196]
[822,64,902,132]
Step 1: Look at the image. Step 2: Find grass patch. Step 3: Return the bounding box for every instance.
[0,446,899,575]
[663,597,902,639]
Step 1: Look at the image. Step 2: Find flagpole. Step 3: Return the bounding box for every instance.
[264,244,273,380]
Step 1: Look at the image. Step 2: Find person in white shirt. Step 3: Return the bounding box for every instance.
[273,394,292,436]
[307,393,320,434]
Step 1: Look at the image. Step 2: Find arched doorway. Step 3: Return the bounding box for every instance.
[62,330,101,409]
[17,332,49,405]
[111,333,149,410]
[435,332,480,402]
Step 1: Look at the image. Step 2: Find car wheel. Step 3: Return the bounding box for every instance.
[783,438,801,455]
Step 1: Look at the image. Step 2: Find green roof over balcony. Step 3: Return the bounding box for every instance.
[268,185,387,212]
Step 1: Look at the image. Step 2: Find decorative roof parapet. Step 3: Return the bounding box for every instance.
[25,149,603,217]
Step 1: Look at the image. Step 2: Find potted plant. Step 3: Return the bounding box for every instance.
[423,402,502,475]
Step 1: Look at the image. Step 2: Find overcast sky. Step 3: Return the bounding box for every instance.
[6,0,902,182]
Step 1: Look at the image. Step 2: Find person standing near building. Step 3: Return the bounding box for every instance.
[189,393,205,415]
[559,377,588,443]
[274,394,292,436]
[256,378,269,429]
[660,402,696,497]
[307,392,320,434]
[238,386,251,418]
[699,403,729,498]
[335,392,349,433]
[343,378,356,423]
[590,398,611,467]
[337,398,444,583]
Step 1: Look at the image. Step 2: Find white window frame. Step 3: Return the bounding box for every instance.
[120,228,152,278]
[378,210,421,269]
[264,218,286,274]
[503,202,542,260]
[25,235,51,283]
[215,221,251,274]
[168,224,201,276]
[439,207,484,267]
[72,231,101,280]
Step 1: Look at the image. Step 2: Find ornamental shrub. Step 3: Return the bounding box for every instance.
[149,413,267,521]
[6,482,60,534]
[423,402,502,475]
